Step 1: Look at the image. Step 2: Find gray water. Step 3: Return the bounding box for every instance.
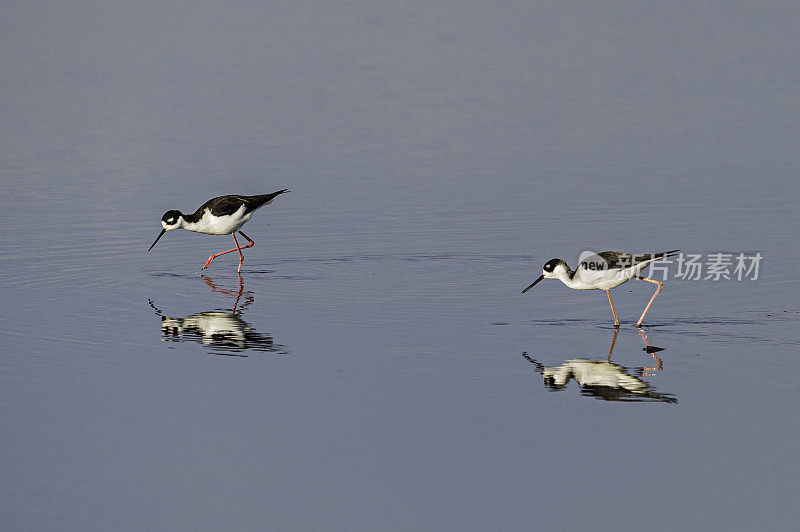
[2,2,799,530]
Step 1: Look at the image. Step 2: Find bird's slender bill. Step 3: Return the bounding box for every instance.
[522,275,545,294]
[148,229,166,251]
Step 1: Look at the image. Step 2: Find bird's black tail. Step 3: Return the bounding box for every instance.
[656,249,681,260]
[249,189,289,210]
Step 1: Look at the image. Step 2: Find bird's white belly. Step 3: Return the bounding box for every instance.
[570,265,645,290]
[186,207,251,235]
[570,275,632,290]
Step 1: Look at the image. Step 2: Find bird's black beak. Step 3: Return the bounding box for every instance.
[521,275,545,294]
[148,228,166,251]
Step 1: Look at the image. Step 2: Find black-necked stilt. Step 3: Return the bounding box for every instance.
[521,250,679,327]
[148,190,288,273]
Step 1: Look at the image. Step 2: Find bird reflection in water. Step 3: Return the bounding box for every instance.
[523,328,676,403]
[148,274,287,356]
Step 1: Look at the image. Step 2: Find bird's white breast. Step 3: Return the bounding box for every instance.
[569,262,649,290]
[184,205,251,235]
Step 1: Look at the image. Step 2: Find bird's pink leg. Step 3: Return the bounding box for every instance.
[636,276,663,327]
[606,289,620,327]
[234,232,255,273]
[201,241,238,270]
[238,231,255,249]
[201,232,255,271]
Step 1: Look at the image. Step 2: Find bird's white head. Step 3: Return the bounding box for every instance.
[541,258,570,279]
[148,210,184,251]
[160,210,184,231]
[521,258,571,293]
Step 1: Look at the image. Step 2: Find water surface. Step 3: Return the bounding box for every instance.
[2,2,798,530]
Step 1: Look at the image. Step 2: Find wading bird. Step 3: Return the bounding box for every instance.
[521,250,679,326]
[148,190,288,273]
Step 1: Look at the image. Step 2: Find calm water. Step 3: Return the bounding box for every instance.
[2,3,799,530]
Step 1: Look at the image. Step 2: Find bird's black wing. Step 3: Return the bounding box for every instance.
[598,250,680,269]
[196,190,288,218]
